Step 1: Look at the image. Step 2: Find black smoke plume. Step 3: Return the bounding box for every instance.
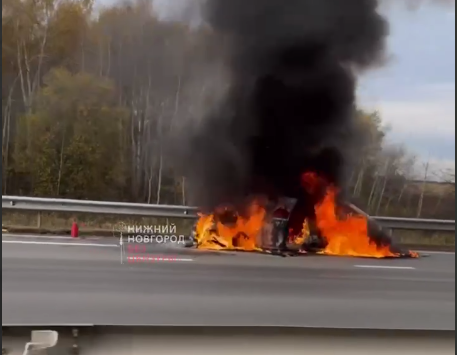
[175,0,388,216]
[171,0,421,256]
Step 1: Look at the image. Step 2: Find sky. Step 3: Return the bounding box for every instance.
[358,2,455,173]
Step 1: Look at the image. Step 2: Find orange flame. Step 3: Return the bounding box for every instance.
[194,172,418,259]
[195,202,266,251]
[302,172,418,258]
[290,219,310,246]
[315,187,398,258]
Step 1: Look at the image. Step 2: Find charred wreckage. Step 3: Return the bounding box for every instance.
[188,185,419,259]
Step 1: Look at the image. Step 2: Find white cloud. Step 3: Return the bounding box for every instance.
[152,0,203,26]
[359,83,455,164]
[361,83,455,138]
[411,158,455,181]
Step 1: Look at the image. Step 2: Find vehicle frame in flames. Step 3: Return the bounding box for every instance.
[188,197,405,257]
[188,197,326,254]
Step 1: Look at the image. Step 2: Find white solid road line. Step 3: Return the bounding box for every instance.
[354,265,416,270]
[2,240,119,248]
[2,233,73,239]
[126,256,194,262]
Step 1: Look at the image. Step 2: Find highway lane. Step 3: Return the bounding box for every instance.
[2,235,455,329]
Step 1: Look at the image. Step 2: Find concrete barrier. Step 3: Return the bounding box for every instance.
[2,326,455,355]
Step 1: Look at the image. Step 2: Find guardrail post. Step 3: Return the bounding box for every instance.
[37,212,41,229]
[70,328,80,355]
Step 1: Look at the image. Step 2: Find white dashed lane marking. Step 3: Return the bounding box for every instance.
[354,265,416,270]
[127,256,193,263]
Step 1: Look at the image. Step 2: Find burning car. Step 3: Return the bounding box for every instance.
[190,197,326,254]
[190,172,418,259]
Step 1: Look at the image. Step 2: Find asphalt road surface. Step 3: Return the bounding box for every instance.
[2,234,455,330]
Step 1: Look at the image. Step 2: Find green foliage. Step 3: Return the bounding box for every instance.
[12,68,129,199]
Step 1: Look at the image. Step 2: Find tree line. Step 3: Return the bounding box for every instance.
[2,0,454,219]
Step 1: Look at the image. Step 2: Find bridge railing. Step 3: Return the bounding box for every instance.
[2,195,455,233]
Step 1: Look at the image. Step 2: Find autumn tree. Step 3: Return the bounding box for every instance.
[12,68,130,200]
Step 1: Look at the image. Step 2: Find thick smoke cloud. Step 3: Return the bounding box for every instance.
[174,0,389,214]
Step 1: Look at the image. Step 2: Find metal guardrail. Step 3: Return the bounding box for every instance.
[2,196,198,219]
[371,216,455,232]
[2,195,455,232]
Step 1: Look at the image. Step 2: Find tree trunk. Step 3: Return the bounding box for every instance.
[416,160,430,218]
[156,150,163,204]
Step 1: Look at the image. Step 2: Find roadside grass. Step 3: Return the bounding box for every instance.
[2,210,194,236]
[392,230,455,251]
